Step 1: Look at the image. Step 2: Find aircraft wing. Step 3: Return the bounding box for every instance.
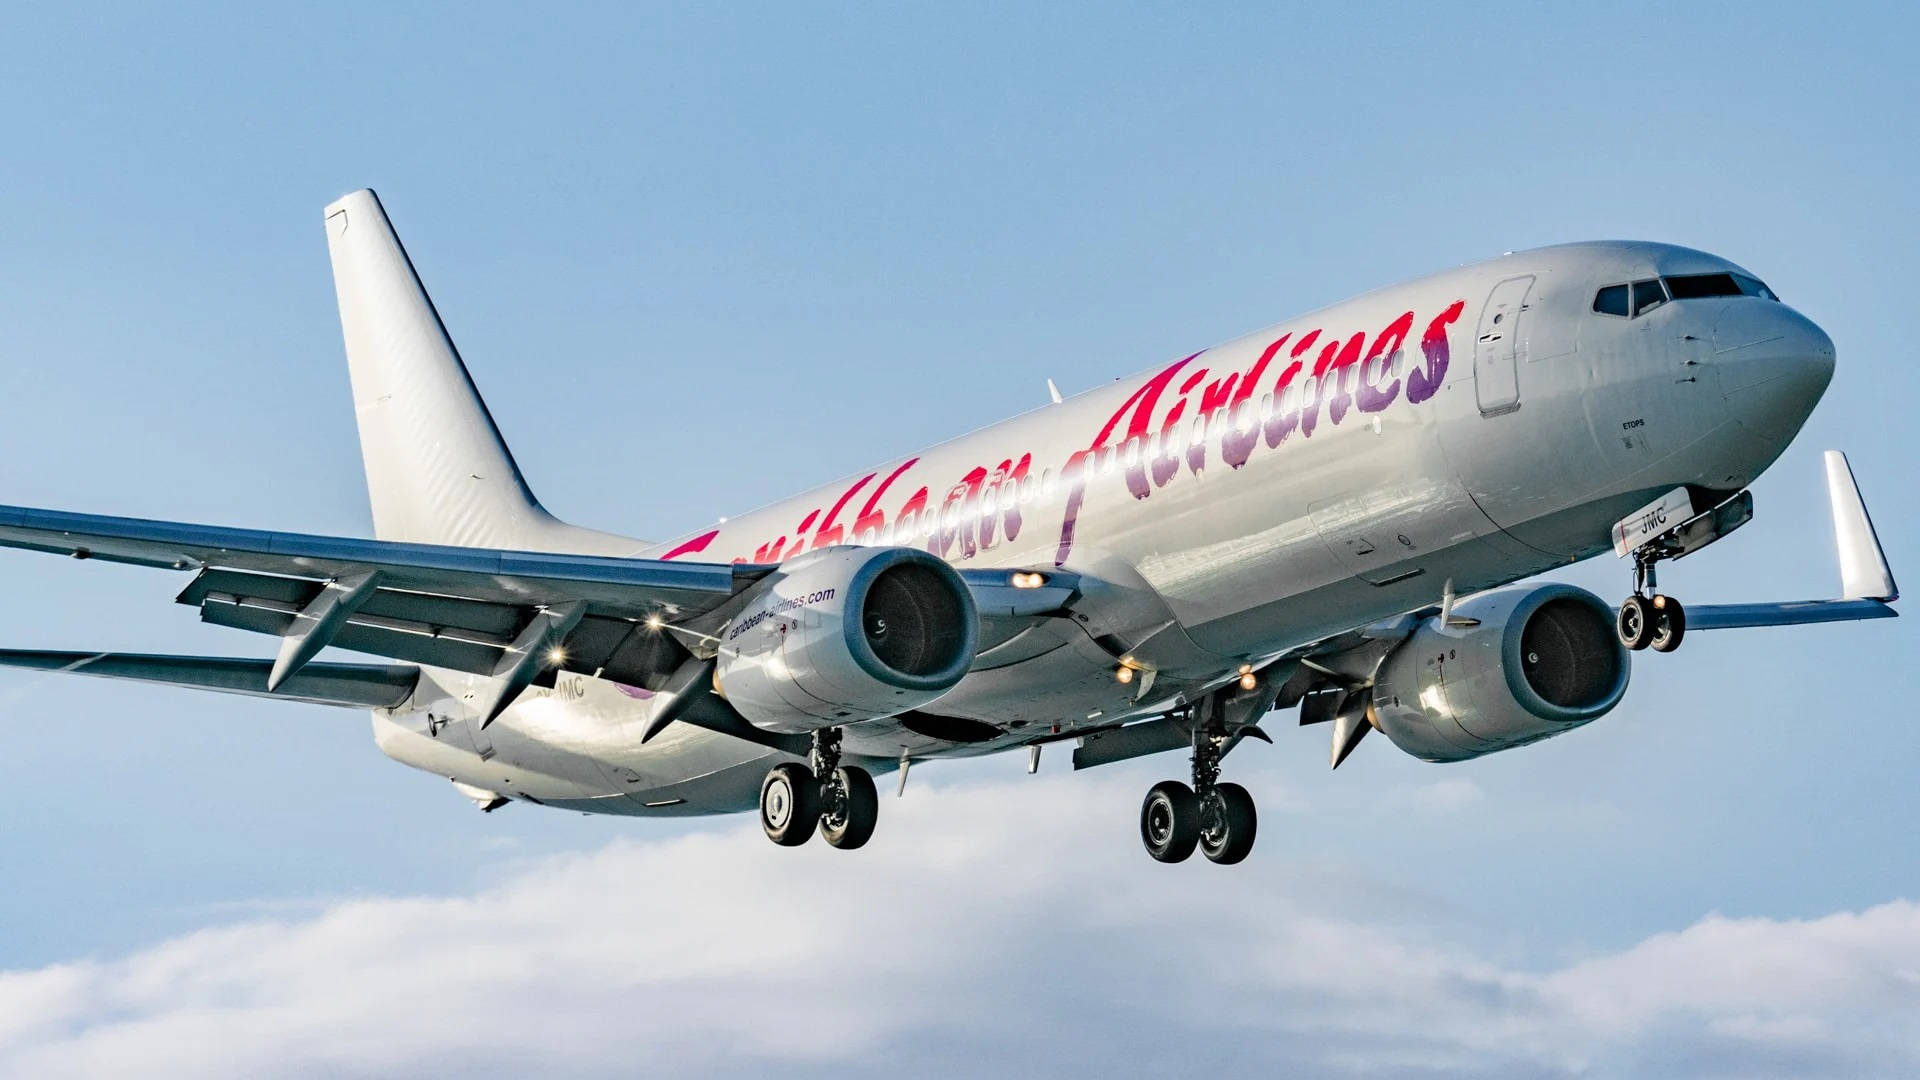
[1683,451,1899,629]
[0,650,419,709]
[0,504,1079,715]
[0,502,743,691]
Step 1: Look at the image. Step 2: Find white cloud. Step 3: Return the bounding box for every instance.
[2,774,1917,1080]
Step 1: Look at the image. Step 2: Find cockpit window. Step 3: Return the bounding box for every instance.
[1631,278,1667,316]
[1592,284,1629,317]
[1664,271,1779,301]
[1594,272,1779,320]
[1664,273,1741,299]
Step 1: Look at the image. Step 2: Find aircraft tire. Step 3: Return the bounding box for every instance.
[1200,782,1258,865]
[1649,596,1687,653]
[1617,595,1653,651]
[760,763,821,847]
[821,766,879,849]
[1141,780,1201,863]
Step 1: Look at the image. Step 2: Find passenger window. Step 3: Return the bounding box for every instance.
[1665,273,1741,300]
[1593,284,1629,317]
[1631,279,1667,316]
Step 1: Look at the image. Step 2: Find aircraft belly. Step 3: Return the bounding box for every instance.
[900,631,1166,734]
[377,668,799,813]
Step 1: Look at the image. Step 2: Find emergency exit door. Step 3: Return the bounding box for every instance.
[1473,275,1533,416]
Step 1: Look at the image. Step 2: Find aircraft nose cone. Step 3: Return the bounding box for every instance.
[1714,305,1835,446]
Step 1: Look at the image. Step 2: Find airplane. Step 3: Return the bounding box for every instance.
[0,190,1896,865]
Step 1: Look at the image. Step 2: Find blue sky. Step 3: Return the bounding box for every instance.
[1,3,1917,1076]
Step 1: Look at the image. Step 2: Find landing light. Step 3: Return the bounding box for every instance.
[1011,571,1048,589]
[546,646,568,666]
[645,613,666,631]
[1115,666,1134,685]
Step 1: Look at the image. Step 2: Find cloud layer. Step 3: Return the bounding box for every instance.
[3,774,1917,1079]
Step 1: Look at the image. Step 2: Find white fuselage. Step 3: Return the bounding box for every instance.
[372,241,1834,815]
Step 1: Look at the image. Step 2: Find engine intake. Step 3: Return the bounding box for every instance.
[1370,583,1629,762]
[717,546,977,733]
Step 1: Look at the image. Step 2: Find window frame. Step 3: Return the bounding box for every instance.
[1592,282,1631,318]
[1631,278,1669,317]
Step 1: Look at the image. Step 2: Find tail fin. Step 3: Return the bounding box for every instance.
[323,189,641,554]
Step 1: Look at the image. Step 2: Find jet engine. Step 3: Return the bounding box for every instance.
[1369,583,1629,762]
[715,546,978,734]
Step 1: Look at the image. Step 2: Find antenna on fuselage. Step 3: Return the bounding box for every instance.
[1047,379,1063,404]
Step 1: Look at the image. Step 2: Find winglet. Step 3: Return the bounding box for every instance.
[1825,450,1897,601]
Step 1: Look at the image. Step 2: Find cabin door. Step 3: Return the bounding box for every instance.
[1473,275,1533,416]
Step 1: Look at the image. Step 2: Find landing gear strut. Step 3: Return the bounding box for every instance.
[1139,700,1258,865]
[758,728,879,849]
[1618,552,1687,653]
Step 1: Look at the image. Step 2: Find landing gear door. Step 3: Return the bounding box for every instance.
[1474,275,1533,416]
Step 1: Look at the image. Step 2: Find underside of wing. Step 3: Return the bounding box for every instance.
[0,502,1087,745]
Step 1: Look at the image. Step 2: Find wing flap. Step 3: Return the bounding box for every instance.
[0,650,419,709]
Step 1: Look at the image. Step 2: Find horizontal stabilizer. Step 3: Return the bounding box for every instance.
[0,650,419,709]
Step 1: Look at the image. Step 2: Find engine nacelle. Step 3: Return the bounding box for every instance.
[1370,583,1629,762]
[716,546,977,734]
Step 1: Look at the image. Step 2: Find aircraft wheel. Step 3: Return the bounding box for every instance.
[1649,596,1687,653]
[1617,594,1653,651]
[760,763,821,847]
[1200,782,1258,865]
[820,766,879,849]
[1141,780,1201,863]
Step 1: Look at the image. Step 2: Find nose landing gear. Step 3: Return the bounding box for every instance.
[758,727,879,849]
[1139,703,1259,865]
[1617,553,1687,653]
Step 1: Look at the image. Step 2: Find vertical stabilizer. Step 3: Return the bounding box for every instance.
[323,189,641,554]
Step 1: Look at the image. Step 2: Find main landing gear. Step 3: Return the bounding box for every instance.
[1140,706,1258,865]
[759,727,879,850]
[1617,551,1687,653]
